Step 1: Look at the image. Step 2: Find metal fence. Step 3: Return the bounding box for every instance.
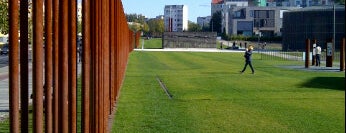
[8,0,140,132]
[256,38,345,71]
[257,50,341,62]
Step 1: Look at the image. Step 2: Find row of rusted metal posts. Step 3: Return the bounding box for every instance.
[135,32,142,48]
[305,38,345,71]
[9,0,139,132]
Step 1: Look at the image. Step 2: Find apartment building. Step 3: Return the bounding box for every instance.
[211,0,301,37]
[226,6,301,37]
[164,5,188,32]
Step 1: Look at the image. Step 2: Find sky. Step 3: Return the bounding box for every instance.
[121,0,212,22]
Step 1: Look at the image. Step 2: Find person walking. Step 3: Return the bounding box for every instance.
[240,45,255,74]
[316,44,322,66]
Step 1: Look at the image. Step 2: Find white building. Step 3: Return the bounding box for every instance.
[164,5,188,32]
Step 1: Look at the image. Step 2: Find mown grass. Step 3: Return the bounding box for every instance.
[138,38,163,49]
[112,51,345,133]
[1,51,344,133]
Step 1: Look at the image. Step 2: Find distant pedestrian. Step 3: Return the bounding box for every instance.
[244,42,247,49]
[240,45,255,74]
[316,44,322,66]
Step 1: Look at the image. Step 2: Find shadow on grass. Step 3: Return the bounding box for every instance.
[300,77,345,91]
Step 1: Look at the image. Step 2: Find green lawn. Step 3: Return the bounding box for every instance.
[138,38,163,49]
[112,51,345,133]
[1,51,344,133]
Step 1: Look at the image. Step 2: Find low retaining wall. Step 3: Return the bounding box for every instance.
[163,32,217,48]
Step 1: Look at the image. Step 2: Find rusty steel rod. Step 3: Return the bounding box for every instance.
[82,0,91,132]
[109,0,115,114]
[341,38,345,71]
[102,0,110,131]
[45,0,54,132]
[68,0,78,132]
[9,0,140,132]
[52,0,60,132]
[20,0,29,132]
[90,0,99,132]
[33,0,45,132]
[9,0,20,132]
[59,0,69,132]
[305,39,310,68]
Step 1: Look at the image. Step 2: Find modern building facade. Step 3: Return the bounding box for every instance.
[197,16,212,29]
[224,6,300,37]
[164,5,188,32]
[211,0,301,37]
[282,6,345,51]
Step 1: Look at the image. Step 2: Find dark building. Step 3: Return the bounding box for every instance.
[282,6,345,51]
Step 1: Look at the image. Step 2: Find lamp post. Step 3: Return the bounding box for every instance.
[333,4,335,56]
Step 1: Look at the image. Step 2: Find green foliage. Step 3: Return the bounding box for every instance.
[146,18,164,37]
[126,13,149,33]
[126,13,146,23]
[188,21,201,32]
[112,52,345,132]
[222,33,282,42]
[210,11,222,34]
[128,22,142,32]
[335,0,345,4]
[77,20,82,34]
[0,0,8,34]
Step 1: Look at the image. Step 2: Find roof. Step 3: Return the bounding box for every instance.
[211,0,223,4]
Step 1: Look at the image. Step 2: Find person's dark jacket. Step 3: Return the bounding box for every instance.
[244,50,252,61]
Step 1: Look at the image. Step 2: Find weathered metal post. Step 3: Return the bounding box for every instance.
[59,0,69,132]
[68,0,78,132]
[45,0,54,132]
[52,0,60,132]
[9,0,20,132]
[20,0,29,132]
[312,39,316,66]
[326,38,334,67]
[109,0,116,114]
[33,0,45,132]
[340,38,345,71]
[305,39,310,68]
[82,0,91,132]
[8,0,141,132]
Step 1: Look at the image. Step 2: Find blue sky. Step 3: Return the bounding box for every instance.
[122,0,212,22]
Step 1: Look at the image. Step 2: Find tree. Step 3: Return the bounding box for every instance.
[128,22,142,32]
[141,22,149,34]
[335,0,345,4]
[0,0,8,34]
[188,21,201,32]
[146,18,164,37]
[210,11,222,34]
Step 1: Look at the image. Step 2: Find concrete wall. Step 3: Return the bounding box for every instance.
[163,32,217,48]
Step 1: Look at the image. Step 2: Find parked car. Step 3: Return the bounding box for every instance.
[0,44,9,55]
